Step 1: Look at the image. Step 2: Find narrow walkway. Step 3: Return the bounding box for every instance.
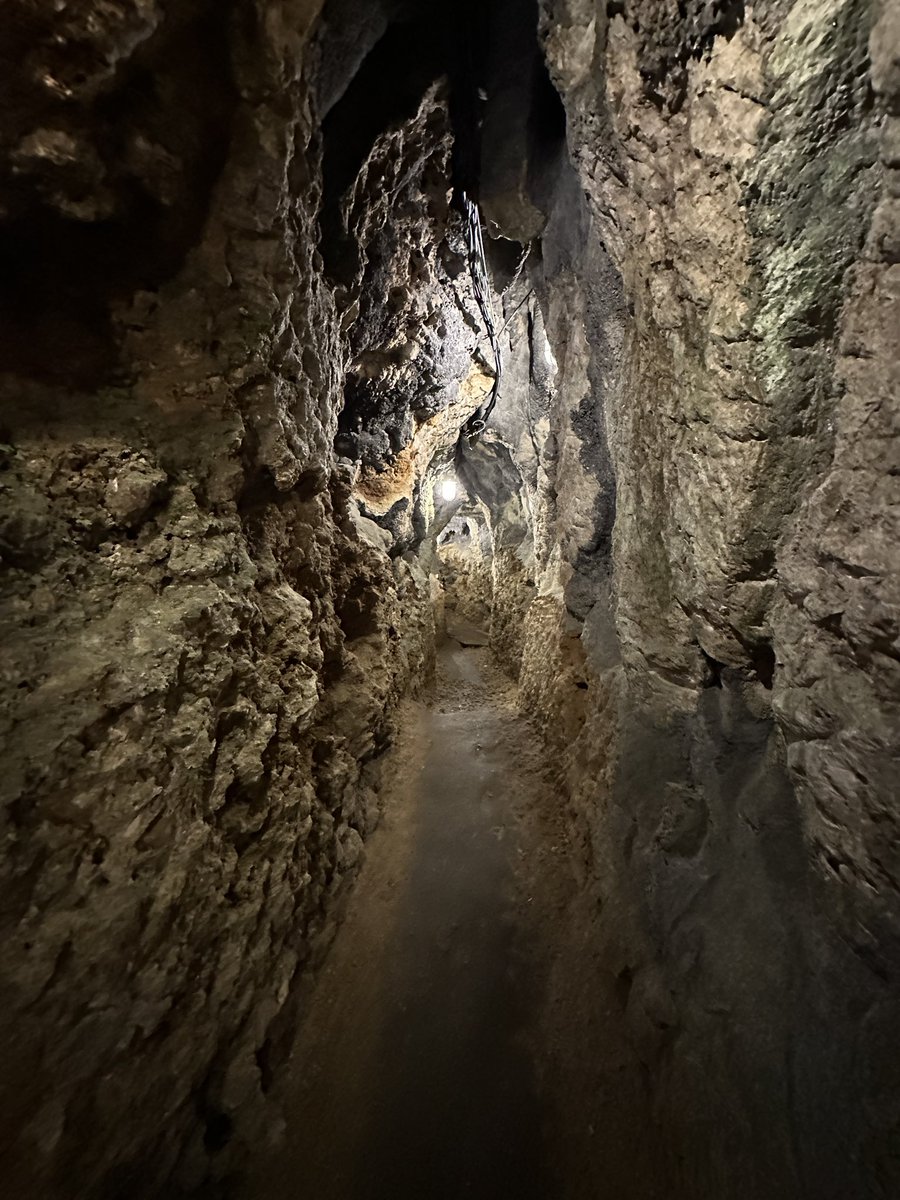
[240,639,660,1200]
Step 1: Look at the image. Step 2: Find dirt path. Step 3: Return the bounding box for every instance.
[239,640,662,1200]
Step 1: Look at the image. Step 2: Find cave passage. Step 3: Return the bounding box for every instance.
[0,1,896,1199]
[239,635,659,1200]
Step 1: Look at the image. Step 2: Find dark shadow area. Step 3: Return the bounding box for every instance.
[318,7,455,284]
[0,0,237,387]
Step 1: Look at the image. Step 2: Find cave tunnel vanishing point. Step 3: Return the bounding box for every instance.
[0,1,898,1198]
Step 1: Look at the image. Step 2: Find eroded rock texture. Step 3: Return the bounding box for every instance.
[0,2,486,1194]
[450,1,898,1196]
[0,0,897,1197]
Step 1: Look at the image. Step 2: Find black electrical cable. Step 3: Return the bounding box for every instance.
[461,191,502,440]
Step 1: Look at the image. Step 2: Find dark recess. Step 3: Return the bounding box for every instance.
[318,0,555,285]
[0,0,237,388]
[318,18,443,283]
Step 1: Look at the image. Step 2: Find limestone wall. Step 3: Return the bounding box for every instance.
[0,2,484,1193]
[479,2,899,1193]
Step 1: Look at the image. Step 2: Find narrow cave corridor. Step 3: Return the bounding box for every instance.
[0,2,898,1199]
[239,638,642,1200]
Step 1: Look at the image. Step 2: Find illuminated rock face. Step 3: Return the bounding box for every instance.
[0,4,483,1194]
[459,3,899,1196]
[0,0,897,1196]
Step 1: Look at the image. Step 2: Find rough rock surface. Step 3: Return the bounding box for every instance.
[0,0,897,1197]
[436,510,494,625]
[450,1,899,1196]
[0,2,485,1195]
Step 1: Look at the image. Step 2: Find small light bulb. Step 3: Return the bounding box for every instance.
[440,478,458,501]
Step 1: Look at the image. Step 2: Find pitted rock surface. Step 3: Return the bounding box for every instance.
[0,2,897,1198]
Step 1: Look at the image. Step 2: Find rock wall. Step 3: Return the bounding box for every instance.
[457,1,899,1195]
[436,512,495,626]
[0,2,487,1194]
[0,0,896,1196]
